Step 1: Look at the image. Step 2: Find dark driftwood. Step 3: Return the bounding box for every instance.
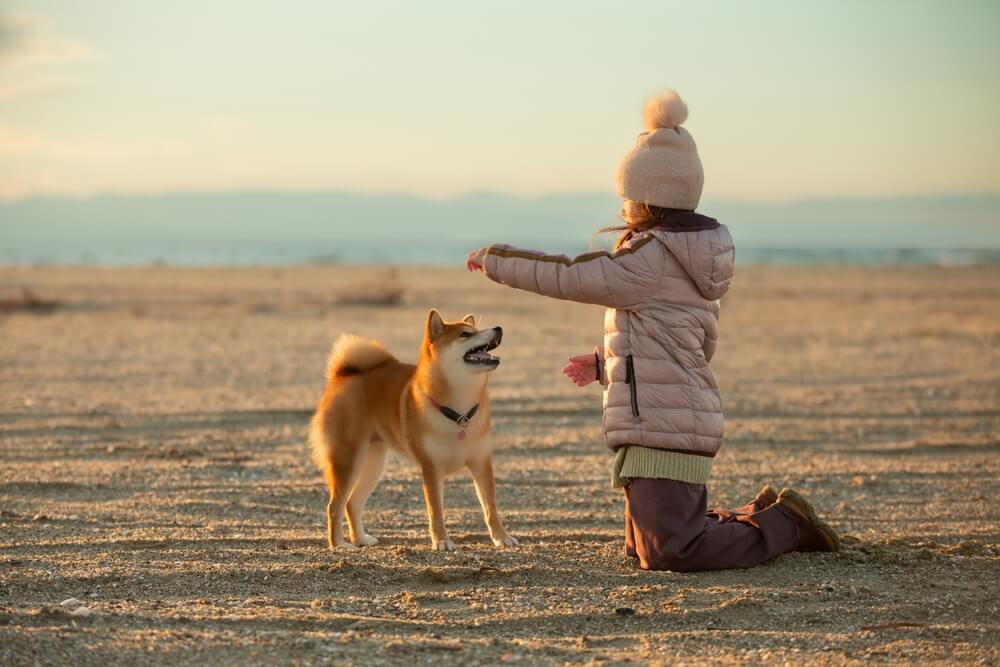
[333,286,405,306]
[0,288,59,313]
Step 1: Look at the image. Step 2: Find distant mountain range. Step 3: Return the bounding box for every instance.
[1,191,998,254]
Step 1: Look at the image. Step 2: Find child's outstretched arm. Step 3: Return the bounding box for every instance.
[467,235,663,309]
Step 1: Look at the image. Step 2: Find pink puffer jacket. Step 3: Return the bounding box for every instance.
[484,217,734,458]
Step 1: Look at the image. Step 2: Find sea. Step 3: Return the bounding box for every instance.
[2,236,999,267]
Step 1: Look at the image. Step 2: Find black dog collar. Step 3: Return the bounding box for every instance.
[427,395,479,427]
[425,394,479,440]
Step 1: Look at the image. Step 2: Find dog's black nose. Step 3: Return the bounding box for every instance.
[493,326,503,343]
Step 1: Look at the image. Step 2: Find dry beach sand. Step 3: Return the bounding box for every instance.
[1,263,998,665]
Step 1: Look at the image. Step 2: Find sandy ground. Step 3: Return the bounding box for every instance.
[1,263,998,666]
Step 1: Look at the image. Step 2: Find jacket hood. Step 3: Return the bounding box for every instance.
[649,218,734,301]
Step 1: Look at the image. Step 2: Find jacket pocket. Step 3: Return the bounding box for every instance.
[624,354,639,418]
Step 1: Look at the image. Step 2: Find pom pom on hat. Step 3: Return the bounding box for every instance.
[643,90,689,131]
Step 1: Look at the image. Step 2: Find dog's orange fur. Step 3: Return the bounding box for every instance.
[310,310,516,551]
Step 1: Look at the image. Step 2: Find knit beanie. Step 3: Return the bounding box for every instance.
[615,90,704,211]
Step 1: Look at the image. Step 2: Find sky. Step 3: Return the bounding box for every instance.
[1,0,999,203]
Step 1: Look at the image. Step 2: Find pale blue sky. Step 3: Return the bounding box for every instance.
[1,0,998,201]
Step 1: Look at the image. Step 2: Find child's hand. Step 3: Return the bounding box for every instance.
[466,248,487,272]
[562,352,598,387]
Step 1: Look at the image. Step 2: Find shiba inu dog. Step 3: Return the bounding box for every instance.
[310,310,517,551]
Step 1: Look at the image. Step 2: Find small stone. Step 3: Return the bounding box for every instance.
[614,607,635,616]
[60,598,81,609]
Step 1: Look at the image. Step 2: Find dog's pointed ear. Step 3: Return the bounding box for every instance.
[463,314,476,326]
[426,309,445,340]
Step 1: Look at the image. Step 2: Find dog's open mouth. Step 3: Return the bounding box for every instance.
[463,336,501,366]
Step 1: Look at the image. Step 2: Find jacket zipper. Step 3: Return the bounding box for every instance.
[624,354,639,417]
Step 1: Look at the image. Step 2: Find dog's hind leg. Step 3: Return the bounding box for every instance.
[324,446,363,550]
[347,441,387,546]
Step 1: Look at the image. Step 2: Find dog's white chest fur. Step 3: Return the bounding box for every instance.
[422,417,491,475]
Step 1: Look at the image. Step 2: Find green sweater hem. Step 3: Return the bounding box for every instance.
[612,445,714,487]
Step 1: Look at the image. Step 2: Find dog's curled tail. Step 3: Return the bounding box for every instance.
[325,334,394,380]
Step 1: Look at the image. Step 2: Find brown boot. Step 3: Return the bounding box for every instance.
[752,484,779,512]
[707,484,780,523]
[776,488,840,552]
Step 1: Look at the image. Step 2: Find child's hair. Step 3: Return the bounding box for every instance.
[600,200,687,251]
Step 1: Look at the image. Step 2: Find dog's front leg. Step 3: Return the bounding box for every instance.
[468,453,518,547]
[420,466,454,551]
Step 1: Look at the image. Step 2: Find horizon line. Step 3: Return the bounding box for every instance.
[2,188,999,207]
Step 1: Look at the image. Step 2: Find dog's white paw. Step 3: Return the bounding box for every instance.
[433,539,456,552]
[491,533,519,548]
[353,534,378,547]
[329,541,357,550]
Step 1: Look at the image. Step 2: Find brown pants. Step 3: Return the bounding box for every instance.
[624,478,799,571]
